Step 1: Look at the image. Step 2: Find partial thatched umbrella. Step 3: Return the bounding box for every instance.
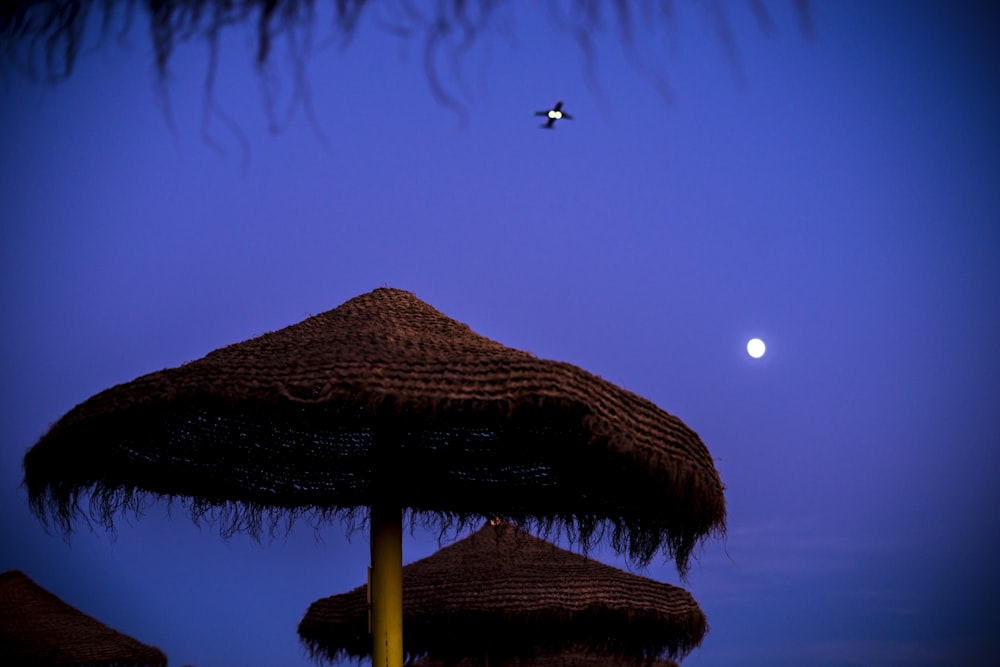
[411,655,679,667]
[298,522,707,664]
[0,570,167,667]
[24,288,725,667]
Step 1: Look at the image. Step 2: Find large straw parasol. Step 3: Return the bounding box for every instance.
[411,655,680,667]
[298,522,707,664]
[0,570,167,667]
[24,287,725,667]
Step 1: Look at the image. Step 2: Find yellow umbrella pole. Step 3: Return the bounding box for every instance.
[370,502,403,667]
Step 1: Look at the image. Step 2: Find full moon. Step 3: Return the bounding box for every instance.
[746,338,766,358]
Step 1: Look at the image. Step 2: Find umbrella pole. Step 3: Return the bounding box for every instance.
[371,502,403,667]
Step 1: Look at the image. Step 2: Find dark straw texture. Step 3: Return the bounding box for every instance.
[24,288,724,571]
[412,654,679,667]
[298,522,707,664]
[0,570,167,667]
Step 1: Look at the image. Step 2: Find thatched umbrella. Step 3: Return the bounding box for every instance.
[411,655,679,667]
[0,570,167,667]
[23,287,725,667]
[299,522,707,665]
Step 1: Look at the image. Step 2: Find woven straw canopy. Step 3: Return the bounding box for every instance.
[298,523,707,663]
[24,287,724,570]
[412,655,679,667]
[0,570,167,667]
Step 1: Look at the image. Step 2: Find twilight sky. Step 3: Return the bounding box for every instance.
[2,1,999,666]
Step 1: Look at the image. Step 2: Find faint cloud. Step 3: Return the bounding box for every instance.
[792,638,997,666]
[690,636,997,667]
[693,514,907,579]
[838,587,925,617]
[678,513,947,611]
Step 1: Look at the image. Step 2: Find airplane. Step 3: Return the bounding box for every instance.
[535,100,573,129]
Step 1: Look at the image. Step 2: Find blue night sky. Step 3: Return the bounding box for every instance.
[2,1,999,666]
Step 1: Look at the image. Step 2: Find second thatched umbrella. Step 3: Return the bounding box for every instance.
[411,655,679,667]
[24,287,725,667]
[0,570,167,667]
[299,522,707,664]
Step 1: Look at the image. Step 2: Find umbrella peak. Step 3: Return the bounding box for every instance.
[230,288,532,367]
